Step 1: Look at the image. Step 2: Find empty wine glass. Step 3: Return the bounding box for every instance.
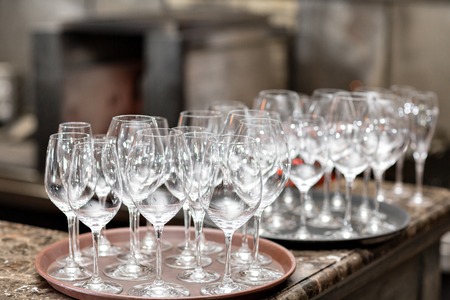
[390,85,416,196]
[364,96,409,234]
[219,109,270,266]
[200,134,263,295]
[178,110,224,255]
[327,92,380,239]
[165,126,210,270]
[81,134,124,258]
[222,109,270,134]
[352,87,393,220]
[253,89,308,122]
[44,132,91,281]
[312,89,349,213]
[178,110,223,133]
[284,115,329,239]
[103,115,157,281]
[127,128,191,297]
[57,122,93,267]
[408,90,439,206]
[208,100,248,125]
[140,116,173,255]
[67,140,123,293]
[255,90,318,218]
[307,91,343,229]
[232,117,290,286]
[177,131,220,284]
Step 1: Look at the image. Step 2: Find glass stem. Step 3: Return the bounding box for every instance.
[374,172,383,216]
[321,169,332,214]
[67,214,77,266]
[334,170,342,194]
[362,168,370,204]
[193,217,204,268]
[361,167,371,208]
[415,158,425,198]
[395,153,405,188]
[183,206,191,250]
[129,205,139,264]
[344,178,354,228]
[223,231,234,285]
[154,225,164,284]
[241,223,249,248]
[299,191,307,229]
[74,216,81,255]
[251,213,262,266]
[91,229,101,283]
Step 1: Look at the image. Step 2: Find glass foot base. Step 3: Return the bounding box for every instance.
[48,264,91,281]
[103,262,155,281]
[201,280,249,295]
[129,281,190,297]
[75,279,123,294]
[165,253,212,269]
[177,268,220,283]
[233,266,283,286]
[216,250,272,266]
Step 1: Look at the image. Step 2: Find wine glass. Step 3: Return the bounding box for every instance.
[178,110,223,134]
[307,91,343,229]
[208,100,248,125]
[283,115,329,239]
[81,134,124,258]
[353,86,394,210]
[178,110,224,255]
[218,109,271,266]
[222,109,270,134]
[327,92,380,239]
[312,89,349,213]
[103,115,157,281]
[67,140,123,293]
[126,128,191,297]
[140,116,173,255]
[408,90,439,206]
[200,134,263,295]
[255,90,318,219]
[44,132,91,281]
[364,96,409,234]
[164,126,210,270]
[177,131,221,284]
[389,84,416,196]
[253,89,308,122]
[57,122,93,266]
[232,117,290,286]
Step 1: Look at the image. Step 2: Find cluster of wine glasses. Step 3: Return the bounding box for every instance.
[253,87,439,240]
[44,85,438,296]
[43,102,289,297]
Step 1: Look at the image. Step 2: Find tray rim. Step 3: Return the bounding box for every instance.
[35,225,296,300]
[260,197,411,246]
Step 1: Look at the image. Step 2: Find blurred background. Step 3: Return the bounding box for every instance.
[0,0,449,230]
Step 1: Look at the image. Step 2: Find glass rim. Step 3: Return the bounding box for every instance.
[179,110,223,117]
[258,89,299,97]
[227,109,270,117]
[111,114,157,122]
[238,117,281,125]
[58,121,91,128]
[212,134,258,145]
[49,132,90,140]
[135,127,183,138]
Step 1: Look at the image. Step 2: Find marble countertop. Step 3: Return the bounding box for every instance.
[1,182,450,299]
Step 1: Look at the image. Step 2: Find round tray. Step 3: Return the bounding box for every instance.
[35,226,296,299]
[260,190,410,248]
